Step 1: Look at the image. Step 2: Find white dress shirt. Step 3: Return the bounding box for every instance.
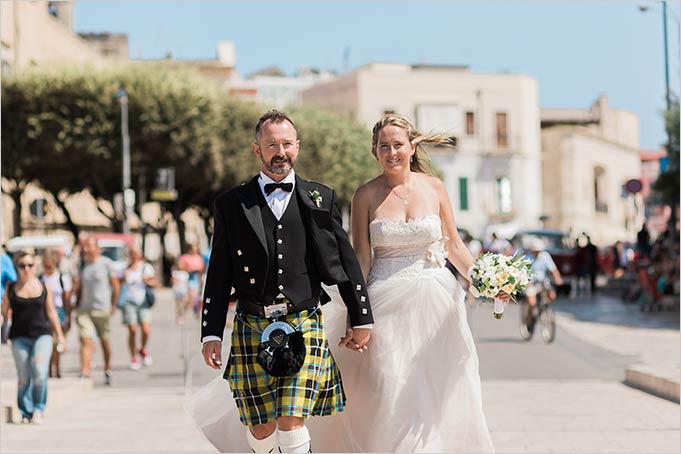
[258,171,296,220]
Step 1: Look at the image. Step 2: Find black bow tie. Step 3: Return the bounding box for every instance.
[264,182,293,195]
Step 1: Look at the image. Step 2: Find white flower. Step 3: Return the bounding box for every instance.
[501,283,515,294]
[469,285,481,298]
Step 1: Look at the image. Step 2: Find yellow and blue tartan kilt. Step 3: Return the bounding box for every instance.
[223,308,346,426]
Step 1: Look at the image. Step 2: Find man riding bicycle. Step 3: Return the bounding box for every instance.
[523,238,564,331]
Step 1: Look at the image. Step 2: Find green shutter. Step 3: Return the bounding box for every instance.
[459,177,468,211]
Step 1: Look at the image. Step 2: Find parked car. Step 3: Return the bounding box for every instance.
[89,233,134,275]
[511,229,575,295]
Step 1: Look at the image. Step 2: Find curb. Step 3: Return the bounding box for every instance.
[624,364,680,403]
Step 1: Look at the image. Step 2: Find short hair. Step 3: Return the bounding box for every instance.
[254,110,296,141]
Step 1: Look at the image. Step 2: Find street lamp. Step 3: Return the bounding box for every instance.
[116,88,133,234]
[639,1,678,111]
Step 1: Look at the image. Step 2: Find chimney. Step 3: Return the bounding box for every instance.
[217,41,236,67]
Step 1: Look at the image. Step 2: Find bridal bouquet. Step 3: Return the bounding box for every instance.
[467,253,533,319]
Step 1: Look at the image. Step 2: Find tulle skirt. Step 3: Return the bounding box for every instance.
[185,267,494,453]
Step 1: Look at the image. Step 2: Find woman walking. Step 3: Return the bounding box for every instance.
[1,251,65,423]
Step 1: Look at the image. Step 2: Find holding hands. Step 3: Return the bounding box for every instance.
[339,327,371,353]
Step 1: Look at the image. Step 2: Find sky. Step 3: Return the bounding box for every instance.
[73,1,681,150]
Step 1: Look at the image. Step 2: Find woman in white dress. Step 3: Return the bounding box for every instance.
[187,114,502,453]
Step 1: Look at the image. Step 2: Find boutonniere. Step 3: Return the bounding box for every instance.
[308,190,323,207]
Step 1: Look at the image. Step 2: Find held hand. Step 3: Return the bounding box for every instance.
[351,328,371,353]
[56,335,66,353]
[339,327,354,350]
[202,340,223,370]
[496,291,511,303]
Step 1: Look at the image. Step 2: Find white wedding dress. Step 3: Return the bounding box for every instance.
[186,214,494,453]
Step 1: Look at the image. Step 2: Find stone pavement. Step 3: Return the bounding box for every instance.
[1,289,678,453]
[553,294,680,401]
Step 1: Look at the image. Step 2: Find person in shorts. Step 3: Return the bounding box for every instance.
[74,236,119,385]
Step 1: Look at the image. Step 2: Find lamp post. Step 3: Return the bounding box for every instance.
[116,88,133,234]
[639,1,676,112]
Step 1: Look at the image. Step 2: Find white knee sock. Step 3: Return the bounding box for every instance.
[277,426,311,453]
[246,427,278,453]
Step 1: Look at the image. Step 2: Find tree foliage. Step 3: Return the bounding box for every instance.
[2,65,378,241]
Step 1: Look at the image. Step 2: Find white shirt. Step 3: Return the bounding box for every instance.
[42,272,73,309]
[258,171,296,220]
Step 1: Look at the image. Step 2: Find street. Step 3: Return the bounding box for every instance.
[1,289,678,453]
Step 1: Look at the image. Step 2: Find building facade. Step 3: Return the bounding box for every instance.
[301,63,543,239]
[540,95,644,245]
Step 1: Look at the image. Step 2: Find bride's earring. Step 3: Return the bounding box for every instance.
[410,156,414,163]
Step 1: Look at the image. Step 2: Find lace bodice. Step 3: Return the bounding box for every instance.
[368,214,448,282]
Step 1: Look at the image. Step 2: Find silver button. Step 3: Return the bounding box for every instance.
[205,298,211,304]
[277,239,283,244]
[203,309,208,315]
[360,296,366,302]
[278,269,283,274]
[278,254,283,259]
[243,266,249,272]
[237,249,243,256]
[202,321,207,327]
[278,285,284,290]
[362,308,368,315]
[356,285,362,291]
[277,224,283,229]
[250,278,256,284]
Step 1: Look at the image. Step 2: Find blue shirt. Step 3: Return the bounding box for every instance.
[529,251,557,282]
[1,253,17,299]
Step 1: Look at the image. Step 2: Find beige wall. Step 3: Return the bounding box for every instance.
[541,128,643,245]
[1,1,104,72]
[302,63,543,238]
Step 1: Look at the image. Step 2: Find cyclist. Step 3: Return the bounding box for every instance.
[523,238,563,332]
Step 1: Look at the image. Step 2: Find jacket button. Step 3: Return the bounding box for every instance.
[243,266,249,272]
[278,269,283,274]
[277,239,283,244]
[278,254,283,259]
[250,278,256,284]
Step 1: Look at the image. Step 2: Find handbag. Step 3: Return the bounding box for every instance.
[144,285,156,307]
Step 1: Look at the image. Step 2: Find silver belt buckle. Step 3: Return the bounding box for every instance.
[264,302,288,318]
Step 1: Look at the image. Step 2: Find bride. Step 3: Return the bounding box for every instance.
[187,114,500,453]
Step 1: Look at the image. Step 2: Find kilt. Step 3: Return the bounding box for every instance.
[224,308,346,426]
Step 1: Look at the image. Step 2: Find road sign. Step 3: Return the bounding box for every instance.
[624,179,642,194]
[151,189,178,202]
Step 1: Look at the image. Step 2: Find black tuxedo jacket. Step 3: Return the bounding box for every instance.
[201,175,374,340]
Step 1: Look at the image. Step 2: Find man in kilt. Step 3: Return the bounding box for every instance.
[201,110,373,453]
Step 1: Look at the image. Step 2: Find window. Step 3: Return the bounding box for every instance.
[465,112,475,136]
[594,167,608,213]
[459,178,469,211]
[495,112,508,148]
[415,104,462,136]
[496,177,512,213]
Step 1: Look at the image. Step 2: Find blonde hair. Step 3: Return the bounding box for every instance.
[371,114,455,176]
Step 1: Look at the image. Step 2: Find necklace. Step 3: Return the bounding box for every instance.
[391,186,409,206]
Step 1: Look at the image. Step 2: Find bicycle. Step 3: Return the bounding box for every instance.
[519,280,556,343]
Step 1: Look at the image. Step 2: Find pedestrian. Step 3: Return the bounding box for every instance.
[1,251,65,424]
[485,232,513,255]
[585,234,599,294]
[636,225,652,260]
[195,109,373,453]
[0,245,18,344]
[574,236,589,297]
[171,260,189,326]
[74,236,119,385]
[118,246,156,370]
[41,249,73,378]
[177,244,205,317]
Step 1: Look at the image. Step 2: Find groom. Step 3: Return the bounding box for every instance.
[201,110,373,453]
